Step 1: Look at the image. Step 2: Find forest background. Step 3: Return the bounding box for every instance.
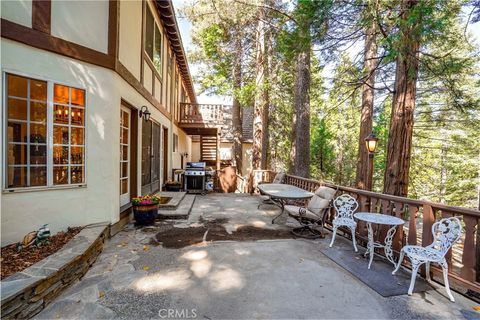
[175,0,480,208]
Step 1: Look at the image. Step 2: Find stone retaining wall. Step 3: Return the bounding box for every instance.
[1,224,109,319]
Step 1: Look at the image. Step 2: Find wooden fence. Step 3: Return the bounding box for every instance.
[249,170,480,295]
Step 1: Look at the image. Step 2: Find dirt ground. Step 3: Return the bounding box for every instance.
[154,218,296,249]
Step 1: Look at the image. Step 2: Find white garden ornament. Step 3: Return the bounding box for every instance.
[329,194,359,252]
[392,217,462,302]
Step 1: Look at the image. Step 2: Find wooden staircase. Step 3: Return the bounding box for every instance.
[200,135,218,167]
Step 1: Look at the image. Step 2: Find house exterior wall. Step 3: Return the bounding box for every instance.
[219,142,253,175]
[51,0,109,54]
[118,0,142,80]
[1,38,117,245]
[191,141,201,162]
[1,0,32,28]
[0,0,196,245]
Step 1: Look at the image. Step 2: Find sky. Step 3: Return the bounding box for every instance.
[172,0,480,105]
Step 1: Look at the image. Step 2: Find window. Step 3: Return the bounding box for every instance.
[173,133,178,152]
[5,73,86,189]
[168,51,173,75]
[145,6,162,75]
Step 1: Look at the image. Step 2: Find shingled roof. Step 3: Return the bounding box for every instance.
[220,106,253,143]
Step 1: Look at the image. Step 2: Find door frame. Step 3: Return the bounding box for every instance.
[162,126,168,185]
[120,99,138,209]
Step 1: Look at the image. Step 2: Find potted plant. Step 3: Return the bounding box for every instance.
[131,195,161,225]
[165,180,182,192]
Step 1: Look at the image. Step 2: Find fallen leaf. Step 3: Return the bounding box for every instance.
[99,291,105,299]
[473,306,480,312]
[143,266,150,271]
[143,245,150,251]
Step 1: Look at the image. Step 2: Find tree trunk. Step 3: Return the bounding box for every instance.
[383,0,420,197]
[252,4,269,170]
[355,9,377,191]
[232,35,243,175]
[292,47,311,178]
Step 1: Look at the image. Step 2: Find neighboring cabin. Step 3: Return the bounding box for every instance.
[0,0,197,245]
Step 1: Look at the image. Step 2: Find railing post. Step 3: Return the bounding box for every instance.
[461,216,477,282]
[422,204,435,247]
[421,204,435,277]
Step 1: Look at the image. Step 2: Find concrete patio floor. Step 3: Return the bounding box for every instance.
[36,194,478,320]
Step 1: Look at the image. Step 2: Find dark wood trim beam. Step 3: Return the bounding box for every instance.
[108,0,119,58]
[32,0,51,34]
[1,19,115,69]
[116,61,171,120]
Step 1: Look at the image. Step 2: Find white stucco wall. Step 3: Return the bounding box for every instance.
[1,39,116,245]
[1,0,32,27]
[0,38,178,246]
[118,0,142,80]
[191,141,201,162]
[51,0,109,54]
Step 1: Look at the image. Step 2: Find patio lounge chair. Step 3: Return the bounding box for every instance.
[257,172,285,209]
[284,186,337,238]
[329,194,359,252]
[392,217,462,302]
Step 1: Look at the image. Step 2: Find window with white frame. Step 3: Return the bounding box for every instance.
[4,73,86,189]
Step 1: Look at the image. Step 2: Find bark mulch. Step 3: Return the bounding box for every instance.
[1,227,82,279]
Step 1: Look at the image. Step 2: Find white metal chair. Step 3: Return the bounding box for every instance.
[329,194,359,252]
[257,172,285,209]
[392,217,462,302]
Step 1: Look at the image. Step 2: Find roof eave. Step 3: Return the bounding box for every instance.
[154,0,197,104]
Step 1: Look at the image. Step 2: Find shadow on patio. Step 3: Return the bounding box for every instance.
[36,194,478,320]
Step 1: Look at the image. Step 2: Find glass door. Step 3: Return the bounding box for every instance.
[120,107,130,206]
[141,121,161,195]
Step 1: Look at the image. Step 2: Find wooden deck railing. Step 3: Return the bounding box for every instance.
[250,170,480,295]
[179,103,224,125]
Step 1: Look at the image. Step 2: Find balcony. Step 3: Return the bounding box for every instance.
[179,103,225,134]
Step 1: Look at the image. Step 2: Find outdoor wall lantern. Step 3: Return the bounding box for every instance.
[365,133,379,157]
[139,106,151,121]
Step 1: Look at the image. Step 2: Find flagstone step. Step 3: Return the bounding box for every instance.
[157,195,196,220]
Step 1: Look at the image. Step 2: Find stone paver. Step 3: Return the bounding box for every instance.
[35,195,479,320]
[158,194,196,219]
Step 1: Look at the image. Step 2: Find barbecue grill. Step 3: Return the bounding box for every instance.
[184,162,207,194]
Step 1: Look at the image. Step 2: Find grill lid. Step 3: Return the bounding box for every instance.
[186,162,206,169]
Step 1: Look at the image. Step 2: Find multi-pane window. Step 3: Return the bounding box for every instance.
[5,73,86,189]
[6,74,48,188]
[145,6,162,75]
[52,84,86,185]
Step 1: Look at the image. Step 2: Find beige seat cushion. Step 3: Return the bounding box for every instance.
[315,186,336,200]
[307,196,330,215]
[285,205,320,221]
[272,172,285,184]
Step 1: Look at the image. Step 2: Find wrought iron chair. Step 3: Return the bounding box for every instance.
[257,172,285,209]
[329,194,359,252]
[392,217,462,302]
[285,186,337,238]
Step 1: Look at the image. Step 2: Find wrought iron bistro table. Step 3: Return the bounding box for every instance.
[354,212,405,270]
[257,183,314,224]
